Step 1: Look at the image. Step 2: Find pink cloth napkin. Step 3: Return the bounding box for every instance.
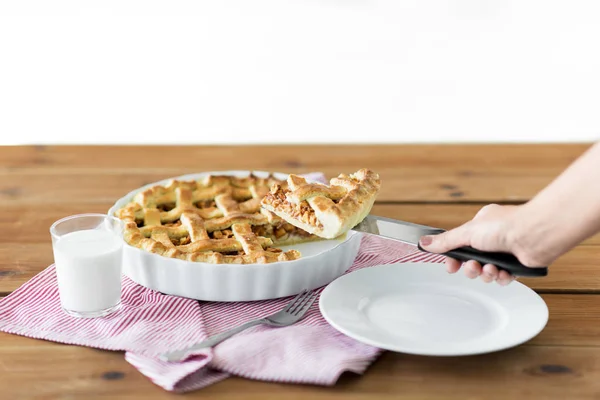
[0,236,443,392]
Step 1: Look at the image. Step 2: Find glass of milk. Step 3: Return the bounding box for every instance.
[50,214,125,318]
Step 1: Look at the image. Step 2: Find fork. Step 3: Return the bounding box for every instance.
[160,289,318,362]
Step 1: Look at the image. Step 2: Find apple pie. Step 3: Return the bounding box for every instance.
[114,174,319,264]
[261,169,381,239]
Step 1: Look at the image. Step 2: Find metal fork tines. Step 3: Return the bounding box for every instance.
[160,289,318,362]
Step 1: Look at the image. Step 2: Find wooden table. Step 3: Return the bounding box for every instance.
[2,144,600,399]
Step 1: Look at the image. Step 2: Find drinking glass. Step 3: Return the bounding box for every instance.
[50,214,124,318]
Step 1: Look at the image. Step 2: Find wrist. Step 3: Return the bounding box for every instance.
[506,202,564,267]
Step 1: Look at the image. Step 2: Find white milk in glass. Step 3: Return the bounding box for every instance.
[53,229,123,314]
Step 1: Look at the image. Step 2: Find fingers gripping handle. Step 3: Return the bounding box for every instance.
[417,230,548,277]
[421,244,548,277]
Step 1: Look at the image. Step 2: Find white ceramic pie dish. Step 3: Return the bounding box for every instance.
[108,170,362,302]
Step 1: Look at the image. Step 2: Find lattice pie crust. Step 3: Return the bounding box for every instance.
[115,174,319,264]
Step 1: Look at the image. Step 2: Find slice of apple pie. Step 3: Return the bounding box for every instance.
[261,169,381,239]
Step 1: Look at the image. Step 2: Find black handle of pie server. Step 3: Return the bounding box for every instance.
[417,242,548,277]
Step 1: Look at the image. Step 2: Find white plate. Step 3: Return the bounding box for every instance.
[108,170,361,302]
[319,263,548,356]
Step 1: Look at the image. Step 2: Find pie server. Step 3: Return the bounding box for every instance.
[352,215,548,277]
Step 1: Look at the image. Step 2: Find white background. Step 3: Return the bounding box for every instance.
[1,0,599,145]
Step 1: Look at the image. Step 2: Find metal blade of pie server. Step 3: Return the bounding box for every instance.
[352,215,444,245]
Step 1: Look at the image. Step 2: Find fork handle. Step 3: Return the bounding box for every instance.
[160,318,268,362]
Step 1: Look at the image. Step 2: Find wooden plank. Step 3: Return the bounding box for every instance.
[519,246,600,293]
[1,170,550,204]
[0,173,176,206]
[0,243,52,293]
[1,144,588,171]
[0,204,113,244]
[0,144,592,203]
[0,294,598,399]
[535,294,600,346]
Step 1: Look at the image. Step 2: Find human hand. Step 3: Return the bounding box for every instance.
[418,204,550,285]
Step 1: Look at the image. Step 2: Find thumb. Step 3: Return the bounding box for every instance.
[419,226,470,254]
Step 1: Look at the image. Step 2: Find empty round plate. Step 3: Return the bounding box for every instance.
[319,263,548,356]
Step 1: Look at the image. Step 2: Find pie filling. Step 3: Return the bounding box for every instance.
[170,236,191,246]
[262,186,323,228]
[157,202,177,212]
[195,199,217,209]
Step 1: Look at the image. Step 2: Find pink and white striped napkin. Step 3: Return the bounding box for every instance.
[0,236,444,392]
